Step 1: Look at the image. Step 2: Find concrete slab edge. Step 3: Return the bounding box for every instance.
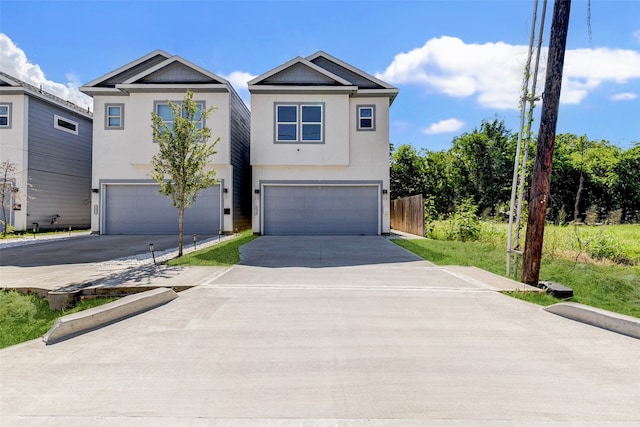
[545,302,640,340]
[42,288,178,345]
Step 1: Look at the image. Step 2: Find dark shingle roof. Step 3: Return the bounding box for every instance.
[0,71,92,117]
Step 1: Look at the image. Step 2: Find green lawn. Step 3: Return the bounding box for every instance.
[0,292,118,349]
[167,229,259,266]
[392,238,640,318]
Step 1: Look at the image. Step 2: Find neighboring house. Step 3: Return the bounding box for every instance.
[0,71,93,232]
[80,50,251,235]
[248,51,398,235]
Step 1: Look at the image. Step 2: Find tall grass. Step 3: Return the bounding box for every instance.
[427,221,640,266]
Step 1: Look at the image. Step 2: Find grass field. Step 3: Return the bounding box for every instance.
[392,237,640,318]
[428,221,640,266]
[0,293,117,349]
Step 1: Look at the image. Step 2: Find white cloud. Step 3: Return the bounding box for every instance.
[221,70,256,108]
[378,36,640,110]
[422,118,464,135]
[634,30,640,43]
[0,33,92,110]
[610,92,637,101]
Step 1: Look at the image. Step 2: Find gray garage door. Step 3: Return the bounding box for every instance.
[263,185,379,235]
[104,184,221,235]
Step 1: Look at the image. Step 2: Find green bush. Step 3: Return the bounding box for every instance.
[588,234,621,261]
[446,198,481,241]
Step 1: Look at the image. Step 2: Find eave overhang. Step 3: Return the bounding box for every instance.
[248,85,358,95]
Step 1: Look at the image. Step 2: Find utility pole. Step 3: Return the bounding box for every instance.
[521,0,572,285]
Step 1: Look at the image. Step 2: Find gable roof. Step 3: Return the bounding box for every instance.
[248,56,354,87]
[0,71,92,118]
[306,51,396,91]
[80,50,230,96]
[249,51,398,103]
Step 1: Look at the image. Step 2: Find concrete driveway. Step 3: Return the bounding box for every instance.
[1,236,639,426]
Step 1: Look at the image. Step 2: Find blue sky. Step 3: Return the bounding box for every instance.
[1,0,639,151]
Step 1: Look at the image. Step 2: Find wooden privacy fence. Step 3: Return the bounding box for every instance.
[390,194,424,237]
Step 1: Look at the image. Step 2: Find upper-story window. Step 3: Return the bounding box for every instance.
[155,101,205,133]
[0,103,11,128]
[357,105,375,131]
[275,103,324,143]
[54,114,78,135]
[105,104,124,130]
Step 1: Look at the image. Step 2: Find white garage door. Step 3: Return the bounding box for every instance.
[104,184,221,235]
[263,185,379,235]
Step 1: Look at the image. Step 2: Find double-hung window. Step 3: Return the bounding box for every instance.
[105,104,124,129]
[276,103,323,143]
[0,103,11,128]
[357,105,375,131]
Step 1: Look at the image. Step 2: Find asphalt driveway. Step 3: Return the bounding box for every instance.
[1,236,639,425]
[0,234,215,267]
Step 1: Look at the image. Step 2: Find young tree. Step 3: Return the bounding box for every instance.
[150,91,219,257]
[1,161,18,237]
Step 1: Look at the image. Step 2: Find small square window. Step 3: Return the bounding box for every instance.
[357,105,375,131]
[0,103,12,128]
[105,104,124,130]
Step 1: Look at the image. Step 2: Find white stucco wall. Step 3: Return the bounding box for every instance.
[250,92,391,234]
[0,94,28,230]
[250,93,350,166]
[90,90,235,233]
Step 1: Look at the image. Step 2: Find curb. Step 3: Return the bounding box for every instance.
[43,288,178,345]
[545,302,640,340]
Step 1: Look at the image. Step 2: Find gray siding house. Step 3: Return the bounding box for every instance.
[80,50,251,235]
[0,72,93,232]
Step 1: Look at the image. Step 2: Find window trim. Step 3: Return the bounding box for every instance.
[53,114,78,135]
[153,100,206,141]
[0,103,12,129]
[357,105,376,131]
[105,103,124,130]
[274,102,324,144]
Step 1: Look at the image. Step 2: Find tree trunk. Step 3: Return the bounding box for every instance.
[573,171,584,222]
[522,0,572,286]
[178,204,184,257]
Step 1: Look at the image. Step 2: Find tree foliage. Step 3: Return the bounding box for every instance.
[390,119,639,224]
[150,90,219,256]
[390,144,427,199]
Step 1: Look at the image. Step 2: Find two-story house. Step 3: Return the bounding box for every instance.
[248,51,398,235]
[0,72,93,232]
[80,50,250,235]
